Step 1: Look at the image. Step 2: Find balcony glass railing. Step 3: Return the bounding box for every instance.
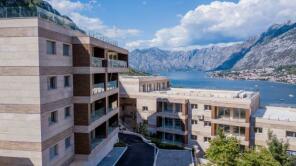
[0,7,83,32]
[108,59,127,68]
[91,57,104,67]
[91,137,104,150]
[107,81,118,90]
[108,124,118,134]
[91,108,105,122]
[92,83,105,95]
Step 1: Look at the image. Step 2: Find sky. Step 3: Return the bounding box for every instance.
[46,0,296,50]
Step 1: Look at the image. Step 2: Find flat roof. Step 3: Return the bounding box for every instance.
[120,75,168,81]
[254,106,296,122]
[152,88,256,100]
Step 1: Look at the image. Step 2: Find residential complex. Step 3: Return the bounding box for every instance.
[0,8,128,166]
[119,76,296,154]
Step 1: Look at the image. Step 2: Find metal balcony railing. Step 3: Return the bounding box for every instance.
[108,59,127,68]
[91,57,104,67]
[92,83,105,95]
[91,108,105,122]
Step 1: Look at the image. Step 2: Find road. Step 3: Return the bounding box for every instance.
[116,133,155,166]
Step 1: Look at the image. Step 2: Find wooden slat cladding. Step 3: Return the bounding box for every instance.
[74,133,91,154]
[73,44,91,67]
[73,74,90,96]
[74,104,90,126]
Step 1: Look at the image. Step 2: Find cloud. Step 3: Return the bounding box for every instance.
[46,0,140,39]
[126,0,296,50]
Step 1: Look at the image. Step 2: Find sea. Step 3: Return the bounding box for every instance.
[157,70,296,107]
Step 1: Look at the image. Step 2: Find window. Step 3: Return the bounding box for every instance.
[204,121,211,127]
[49,111,58,125]
[192,120,198,125]
[218,124,230,134]
[48,76,57,90]
[287,131,296,138]
[255,127,263,133]
[191,104,198,109]
[63,44,70,56]
[49,144,58,160]
[164,118,173,128]
[142,106,148,111]
[175,103,182,112]
[234,108,246,119]
[218,107,231,118]
[175,119,182,130]
[204,137,211,142]
[164,102,173,112]
[64,76,70,87]
[191,135,197,140]
[47,40,56,55]
[164,133,173,141]
[233,126,246,137]
[64,107,71,119]
[65,137,71,149]
[204,105,212,110]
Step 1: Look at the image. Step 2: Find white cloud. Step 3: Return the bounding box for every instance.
[46,0,140,39]
[126,0,296,50]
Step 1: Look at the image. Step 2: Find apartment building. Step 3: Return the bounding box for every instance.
[253,106,296,155]
[119,76,260,150]
[0,7,128,166]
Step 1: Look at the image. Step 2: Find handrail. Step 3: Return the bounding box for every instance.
[108,59,127,68]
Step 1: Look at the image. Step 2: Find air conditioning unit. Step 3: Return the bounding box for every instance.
[198,115,204,121]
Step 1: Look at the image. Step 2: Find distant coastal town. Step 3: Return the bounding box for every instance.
[209,65,296,85]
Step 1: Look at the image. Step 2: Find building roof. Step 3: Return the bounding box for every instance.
[153,88,256,100]
[254,106,296,122]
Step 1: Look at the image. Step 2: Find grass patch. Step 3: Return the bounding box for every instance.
[151,137,184,150]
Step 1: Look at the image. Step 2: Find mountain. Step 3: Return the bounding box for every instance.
[130,21,296,73]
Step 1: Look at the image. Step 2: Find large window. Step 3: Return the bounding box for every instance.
[175,119,182,130]
[233,126,246,137]
[63,44,70,56]
[164,102,173,112]
[164,118,173,128]
[287,131,296,138]
[218,124,230,134]
[175,103,182,112]
[49,144,58,160]
[47,40,56,55]
[233,108,246,119]
[49,111,58,126]
[218,107,230,118]
[48,76,57,90]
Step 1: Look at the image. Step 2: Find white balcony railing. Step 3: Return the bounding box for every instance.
[107,80,118,90]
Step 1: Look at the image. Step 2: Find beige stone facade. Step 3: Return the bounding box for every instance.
[120,76,260,149]
[0,16,128,166]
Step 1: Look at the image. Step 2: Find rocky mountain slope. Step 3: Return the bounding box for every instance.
[130,21,296,73]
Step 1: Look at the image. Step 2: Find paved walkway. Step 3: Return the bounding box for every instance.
[98,147,127,166]
[156,149,194,166]
[116,133,155,166]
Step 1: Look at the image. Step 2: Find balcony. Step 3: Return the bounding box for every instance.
[91,138,104,150]
[91,57,104,67]
[92,83,105,95]
[108,59,127,68]
[91,108,106,122]
[107,80,118,90]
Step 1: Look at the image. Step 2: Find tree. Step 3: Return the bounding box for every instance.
[205,129,241,166]
[237,147,281,166]
[267,131,296,166]
[138,122,149,137]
